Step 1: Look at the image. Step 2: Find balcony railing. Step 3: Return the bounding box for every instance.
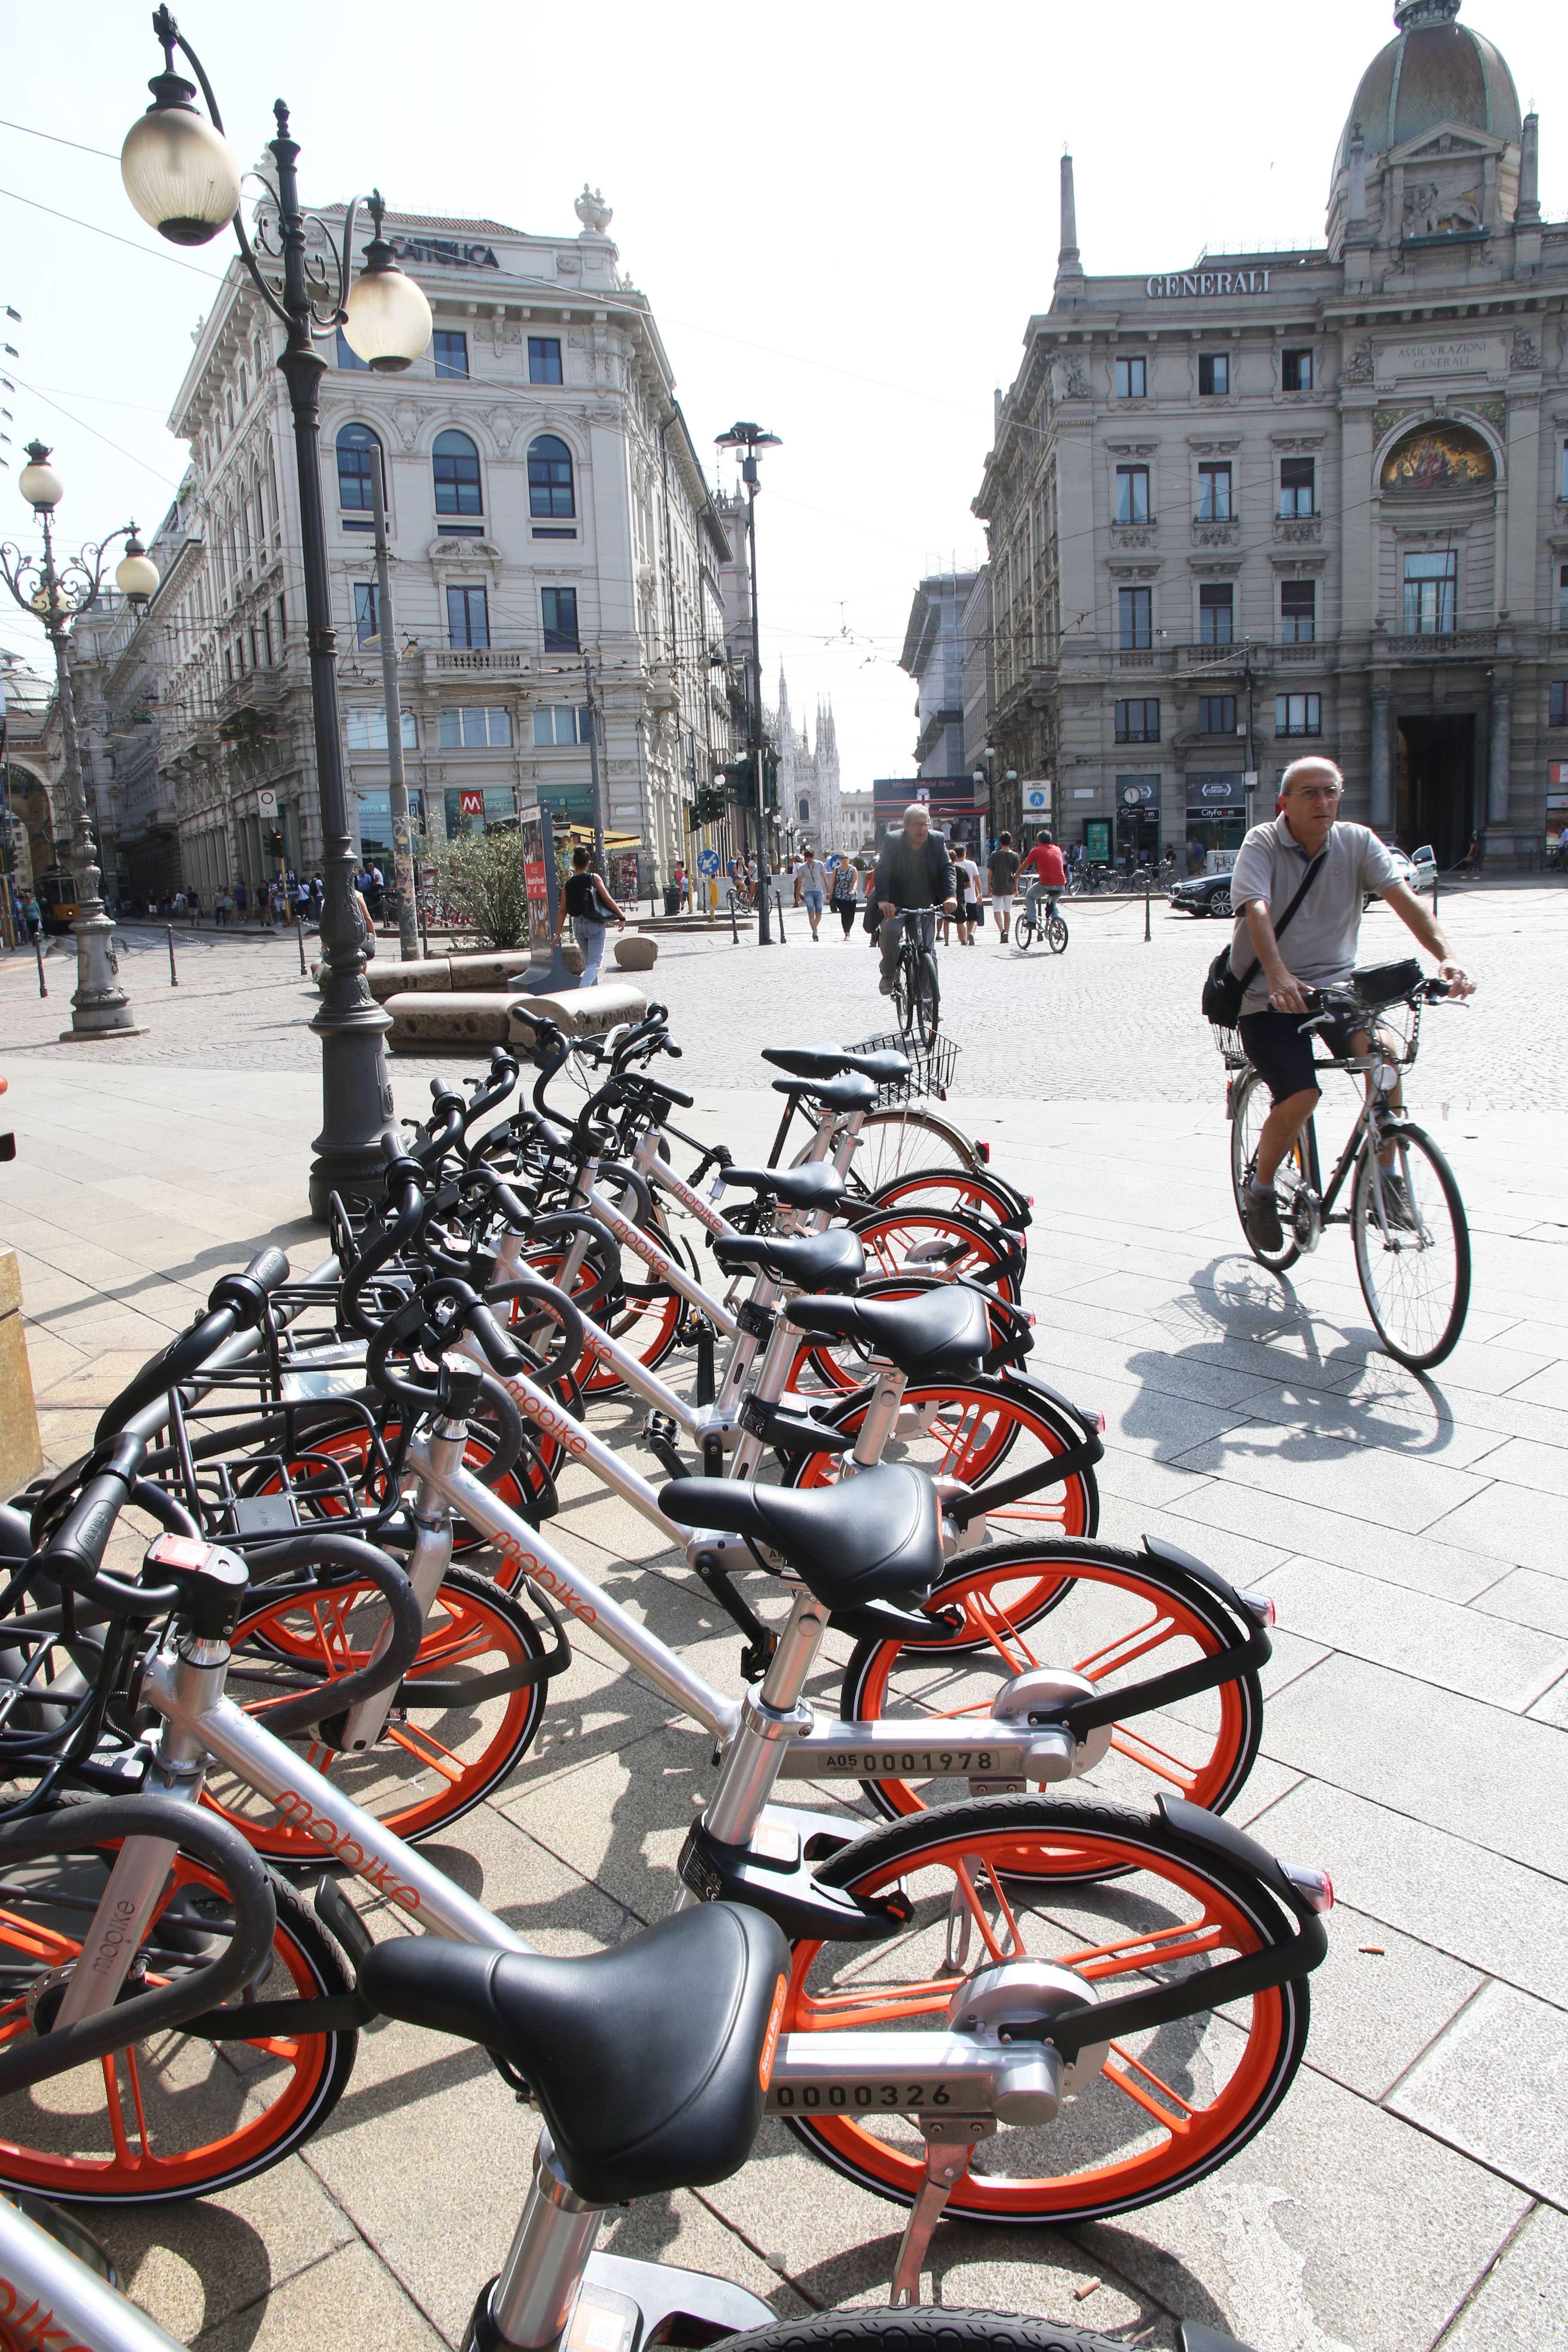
[1381,628,1498,659]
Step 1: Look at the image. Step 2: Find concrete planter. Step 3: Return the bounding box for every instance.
[385,992,513,1050]
[613,935,658,971]
[509,983,649,1044]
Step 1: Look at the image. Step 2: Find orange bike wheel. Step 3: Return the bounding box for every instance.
[786,1381,1096,1542]
[841,1541,1261,1822]
[781,1798,1308,2225]
[209,1565,546,1857]
[522,1248,684,1396]
[244,1421,551,1549]
[0,1840,352,2205]
[847,1209,1022,1300]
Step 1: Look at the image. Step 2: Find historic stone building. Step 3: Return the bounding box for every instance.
[79,193,733,903]
[899,573,979,784]
[974,0,1567,870]
[768,667,842,849]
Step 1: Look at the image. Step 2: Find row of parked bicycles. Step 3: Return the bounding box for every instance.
[0,1009,1326,2352]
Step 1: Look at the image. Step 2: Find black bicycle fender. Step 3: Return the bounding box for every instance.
[1142,1532,1265,1629]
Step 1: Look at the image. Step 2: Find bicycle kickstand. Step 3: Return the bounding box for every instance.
[888,2116,993,2307]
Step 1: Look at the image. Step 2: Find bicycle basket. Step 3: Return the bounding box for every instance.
[1212,1025,1249,1071]
[848,1030,961,1103]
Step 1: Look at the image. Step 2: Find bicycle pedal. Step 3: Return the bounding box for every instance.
[739,1631,780,1682]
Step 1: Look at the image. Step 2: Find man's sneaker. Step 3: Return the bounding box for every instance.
[879,977,894,996]
[1244,1185,1284,1254]
[1379,1171,1418,1231]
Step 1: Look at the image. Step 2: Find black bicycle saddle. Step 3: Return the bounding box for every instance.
[659,1461,943,1611]
[717,1163,848,1213]
[761,1044,911,1088]
[357,1904,789,2205]
[786,1284,992,1381]
[711,1228,865,1293]
[769,1074,879,1118]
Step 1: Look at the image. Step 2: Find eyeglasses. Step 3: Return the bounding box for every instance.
[1290,787,1342,802]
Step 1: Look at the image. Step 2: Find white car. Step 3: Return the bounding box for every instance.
[1366,844,1437,906]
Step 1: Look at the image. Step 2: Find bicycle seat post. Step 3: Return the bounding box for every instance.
[485,2129,608,2351]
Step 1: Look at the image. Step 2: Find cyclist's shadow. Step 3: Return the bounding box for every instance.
[1124,1254,1459,1462]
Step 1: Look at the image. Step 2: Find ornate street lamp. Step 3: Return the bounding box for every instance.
[120,6,433,1216]
[0,445,159,1040]
[715,421,781,945]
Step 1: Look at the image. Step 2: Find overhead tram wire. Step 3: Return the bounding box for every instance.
[5,371,184,490]
[0,186,228,280]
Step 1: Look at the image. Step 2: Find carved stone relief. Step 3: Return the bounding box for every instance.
[1511,329,1542,372]
[1343,340,1375,386]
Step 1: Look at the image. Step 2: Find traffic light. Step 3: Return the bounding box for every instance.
[720,756,753,804]
[264,826,284,858]
[693,784,726,824]
[762,753,778,812]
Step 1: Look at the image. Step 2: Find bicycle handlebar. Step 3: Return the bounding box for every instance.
[93,1247,293,1446]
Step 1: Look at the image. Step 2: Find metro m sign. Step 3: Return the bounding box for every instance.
[458,791,484,817]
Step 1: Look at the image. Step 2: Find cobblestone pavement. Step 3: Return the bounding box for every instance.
[2,874,1565,1111]
[0,893,1565,2351]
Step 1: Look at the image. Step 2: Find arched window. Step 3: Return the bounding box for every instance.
[527,434,574,519]
[336,423,380,530]
[798,796,811,824]
[433,429,482,519]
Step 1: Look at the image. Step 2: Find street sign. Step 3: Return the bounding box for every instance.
[257,787,277,813]
[696,848,720,876]
[458,790,484,816]
[1022,783,1050,815]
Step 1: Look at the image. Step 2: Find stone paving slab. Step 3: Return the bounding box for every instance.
[3,907,1566,2348]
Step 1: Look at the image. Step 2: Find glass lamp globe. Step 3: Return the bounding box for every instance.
[18,453,63,511]
[121,75,242,247]
[343,257,432,373]
[116,538,161,604]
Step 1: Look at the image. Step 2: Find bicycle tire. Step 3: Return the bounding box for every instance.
[1015,908,1036,950]
[1228,1069,1304,1275]
[846,1207,1023,1302]
[864,1169,1027,1232]
[720,2310,1173,2352]
[839,1537,1262,1824]
[1045,913,1069,955]
[0,1808,355,2205]
[914,954,940,1048]
[796,1109,983,1197]
[785,1380,1097,1539]
[782,1795,1310,2226]
[213,1565,548,1856]
[1351,1124,1470,1370]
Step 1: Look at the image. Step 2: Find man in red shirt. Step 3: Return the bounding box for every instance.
[1018,830,1066,927]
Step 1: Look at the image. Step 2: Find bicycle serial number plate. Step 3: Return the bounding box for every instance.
[767,2079,965,2114]
[805,1746,1008,1778]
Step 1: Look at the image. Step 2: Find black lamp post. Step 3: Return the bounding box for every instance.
[119,6,433,1216]
[0,444,158,1039]
[715,421,780,945]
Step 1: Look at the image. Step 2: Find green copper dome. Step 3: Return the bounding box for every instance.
[1334,0,1520,181]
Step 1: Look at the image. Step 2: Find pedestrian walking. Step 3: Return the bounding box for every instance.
[22,894,42,944]
[954,848,982,944]
[795,847,828,940]
[554,845,625,984]
[830,858,859,939]
[187,888,201,927]
[987,833,1021,943]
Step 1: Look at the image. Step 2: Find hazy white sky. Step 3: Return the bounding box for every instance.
[2,0,1562,791]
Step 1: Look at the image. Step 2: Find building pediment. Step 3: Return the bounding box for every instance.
[1388,122,1507,167]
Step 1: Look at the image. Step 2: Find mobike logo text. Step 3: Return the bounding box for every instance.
[597,1203,676,1283]
[87,1894,140,1981]
[490,1531,597,1627]
[273,1793,421,1912]
[0,2276,92,2351]
[499,1373,589,1458]
[760,1972,789,2089]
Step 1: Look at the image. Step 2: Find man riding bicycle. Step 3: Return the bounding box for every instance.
[1231,755,1474,1254]
[876,802,957,995]
[1018,829,1066,931]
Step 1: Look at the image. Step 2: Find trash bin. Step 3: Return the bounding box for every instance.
[663,883,681,915]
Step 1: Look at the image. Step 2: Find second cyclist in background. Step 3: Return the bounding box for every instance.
[1018,827,1067,934]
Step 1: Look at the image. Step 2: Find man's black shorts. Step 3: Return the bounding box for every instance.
[1237,1008,1357,1104]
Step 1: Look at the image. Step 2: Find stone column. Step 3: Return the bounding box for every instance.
[1488,684,1510,826]
[1369,685,1393,829]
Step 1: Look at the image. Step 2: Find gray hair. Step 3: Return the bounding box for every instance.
[903,801,931,823]
[1280,756,1344,796]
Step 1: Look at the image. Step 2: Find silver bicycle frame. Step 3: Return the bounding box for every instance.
[0,2196,186,2352]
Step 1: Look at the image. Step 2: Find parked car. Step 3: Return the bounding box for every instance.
[1365,844,1437,908]
[1170,871,1237,918]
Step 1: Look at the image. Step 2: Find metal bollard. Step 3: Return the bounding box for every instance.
[297,916,307,974]
[1144,885,1151,942]
[775,890,787,943]
[166,925,178,986]
[33,934,46,998]
[1432,867,1439,919]
[729,890,738,945]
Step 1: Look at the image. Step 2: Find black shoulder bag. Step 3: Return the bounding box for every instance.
[1201,851,1326,1027]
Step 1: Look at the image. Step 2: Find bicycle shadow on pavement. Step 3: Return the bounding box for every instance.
[1124,1256,1459,1463]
